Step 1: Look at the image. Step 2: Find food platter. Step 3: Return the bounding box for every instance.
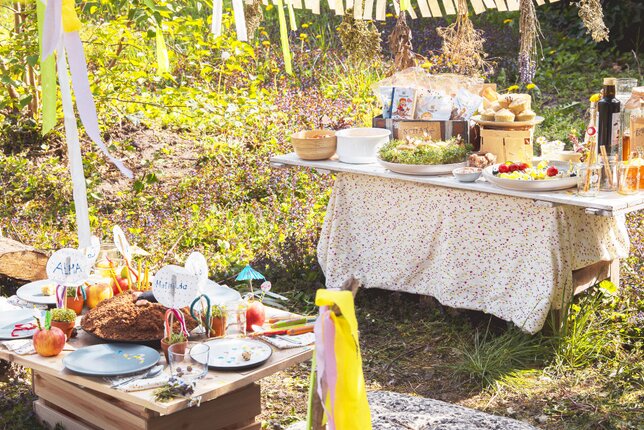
[16,279,57,306]
[471,115,545,127]
[201,338,272,371]
[377,158,467,176]
[63,343,160,376]
[0,309,38,340]
[483,161,579,192]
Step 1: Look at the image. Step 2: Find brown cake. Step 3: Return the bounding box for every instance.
[81,291,198,341]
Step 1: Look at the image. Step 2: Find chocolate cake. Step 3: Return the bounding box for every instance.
[81,291,198,341]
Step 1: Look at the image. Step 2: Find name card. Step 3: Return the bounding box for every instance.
[185,252,209,286]
[81,235,101,266]
[113,225,132,262]
[46,248,90,287]
[152,265,199,309]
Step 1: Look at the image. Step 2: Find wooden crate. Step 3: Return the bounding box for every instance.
[479,125,535,163]
[33,371,261,430]
[372,116,470,143]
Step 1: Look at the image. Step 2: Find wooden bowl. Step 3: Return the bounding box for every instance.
[291,130,336,160]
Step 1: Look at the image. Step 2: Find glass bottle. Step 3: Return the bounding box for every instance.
[598,78,621,159]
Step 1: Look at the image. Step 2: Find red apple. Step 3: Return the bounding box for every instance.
[33,327,66,357]
[112,276,130,295]
[246,301,266,332]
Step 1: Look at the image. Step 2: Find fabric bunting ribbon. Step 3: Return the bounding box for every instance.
[40,0,133,179]
[55,285,67,308]
[164,308,189,339]
[312,289,371,429]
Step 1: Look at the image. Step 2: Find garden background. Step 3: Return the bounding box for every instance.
[0,0,642,429]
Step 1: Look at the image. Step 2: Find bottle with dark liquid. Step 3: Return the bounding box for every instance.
[598,77,621,158]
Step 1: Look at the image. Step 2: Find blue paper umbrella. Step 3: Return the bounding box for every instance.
[235,265,265,282]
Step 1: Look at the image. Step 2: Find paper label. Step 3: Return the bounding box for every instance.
[631,115,644,154]
[152,265,199,309]
[81,235,100,266]
[46,248,90,287]
[397,121,442,141]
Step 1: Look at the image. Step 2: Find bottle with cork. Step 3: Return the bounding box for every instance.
[597,78,621,190]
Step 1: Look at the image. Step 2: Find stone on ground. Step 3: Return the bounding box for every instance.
[286,391,539,430]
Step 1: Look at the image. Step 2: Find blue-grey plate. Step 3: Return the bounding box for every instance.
[63,343,160,376]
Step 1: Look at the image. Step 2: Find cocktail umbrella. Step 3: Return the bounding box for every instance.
[235,265,265,293]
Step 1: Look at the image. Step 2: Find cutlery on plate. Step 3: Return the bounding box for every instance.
[110,365,163,388]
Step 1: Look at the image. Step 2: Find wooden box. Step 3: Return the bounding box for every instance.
[479,125,535,163]
[372,116,470,143]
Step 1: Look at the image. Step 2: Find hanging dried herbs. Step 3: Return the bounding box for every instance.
[388,10,416,72]
[338,8,382,64]
[577,0,609,43]
[244,0,264,41]
[437,0,491,77]
[518,0,542,84]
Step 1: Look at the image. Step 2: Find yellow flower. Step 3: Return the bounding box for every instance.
[261,31,268,37]
[262,41,270,47]
[526,83,536,90]
[299,33,308,40]
[503,19,512,24]
[507,85,519,92]
[301,23,309,29]
[315,35,322,39]
[265,4,273,10]
[421,61,433,70]
[386,13,393,17]
[589,93,601,103]
[549,49,555,55]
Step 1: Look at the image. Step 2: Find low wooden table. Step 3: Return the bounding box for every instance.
[0,323,313,430]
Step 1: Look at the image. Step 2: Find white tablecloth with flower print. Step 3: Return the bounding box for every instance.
[317,173,630,333]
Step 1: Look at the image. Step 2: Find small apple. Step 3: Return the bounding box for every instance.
[246,301,266,332]
[33,326,66,357]
[112,276,129,295]
[86,283,113,309]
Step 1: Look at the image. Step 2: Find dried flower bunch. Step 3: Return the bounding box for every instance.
[244,0,264,41]
[576,0,609,42]
[437,0,492,77]
[388,10,416,72]
[338,8,382,64]
[518,0,542,83]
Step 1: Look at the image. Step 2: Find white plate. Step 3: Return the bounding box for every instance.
[202,338,272,371]
[377,158,467,176]
[483,162,579,191]
[0,309,39,340]
[16,279,57,305]
[200,280,242,306]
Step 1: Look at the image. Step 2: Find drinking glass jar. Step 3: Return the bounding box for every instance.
[577,163,602,197]
[617,161,640,195]
[622,86,643,161]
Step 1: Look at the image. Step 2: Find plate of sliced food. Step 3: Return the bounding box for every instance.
[16,279,58,306]
[377,135,471,176]
[483,160,579,191]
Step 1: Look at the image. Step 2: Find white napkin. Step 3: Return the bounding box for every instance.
[104,365,169,392]
[260,332,315,349]
[1,339,75,355]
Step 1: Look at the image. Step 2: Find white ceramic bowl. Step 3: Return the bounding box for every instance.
[452,167,482,182]
[335,128,391,164]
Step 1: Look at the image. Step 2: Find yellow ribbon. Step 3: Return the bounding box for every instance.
[62,0,82,33]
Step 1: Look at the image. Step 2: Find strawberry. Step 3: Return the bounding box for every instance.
[546,166,558,177]
[519,163,529,170]
[508,164,518,172]
[498,164,510,173]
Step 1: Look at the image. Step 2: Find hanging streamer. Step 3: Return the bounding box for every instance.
[276,0,293,75]
[285,0,298,31]
[36,0,56,135]
[42,0,133,179]
[363,0,375,19]
[56,37,91,248]
[232,0,248,41]
[156,26,170,75]
[375,0,387,20]
[427,0,443,16]
[212,0,223,36]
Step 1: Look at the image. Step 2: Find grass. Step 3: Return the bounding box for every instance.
[1,3,643,430]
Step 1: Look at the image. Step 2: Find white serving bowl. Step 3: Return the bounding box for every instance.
[335,128,391,164]
[452,166,482,182]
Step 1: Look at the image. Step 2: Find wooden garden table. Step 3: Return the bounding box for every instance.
[0,312,313,430]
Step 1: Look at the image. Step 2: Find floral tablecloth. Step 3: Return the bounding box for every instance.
[317,173,630,333]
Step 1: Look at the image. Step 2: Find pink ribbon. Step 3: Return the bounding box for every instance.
[314,307,338,429]
[164,308,189,339]
[41,0,133,178]
[55,285,66,308]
